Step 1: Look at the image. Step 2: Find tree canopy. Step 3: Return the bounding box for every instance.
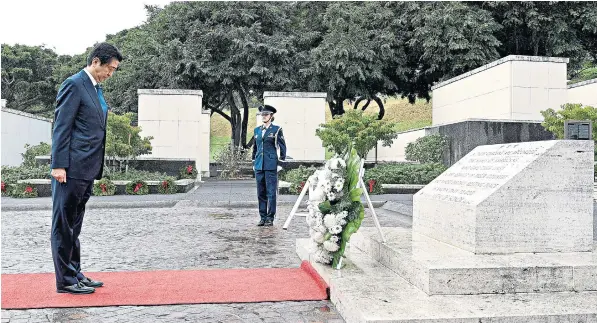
[2,1,596,146]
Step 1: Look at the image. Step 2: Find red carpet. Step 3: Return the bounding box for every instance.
[1,261,328,309]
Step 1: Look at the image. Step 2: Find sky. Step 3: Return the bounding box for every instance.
[0,0,174,56]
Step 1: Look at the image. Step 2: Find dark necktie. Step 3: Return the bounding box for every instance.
[95,84,109,117]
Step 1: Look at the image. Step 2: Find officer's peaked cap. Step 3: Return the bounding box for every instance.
[258,105,277,114]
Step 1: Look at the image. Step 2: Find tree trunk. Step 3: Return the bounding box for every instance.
[237,85,250,149]
[328,98,345,117]
[372,96,385,120]
[227,92,243,149]
[353,97,371,111]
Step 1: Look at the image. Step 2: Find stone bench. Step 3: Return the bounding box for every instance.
[14,179,196,197]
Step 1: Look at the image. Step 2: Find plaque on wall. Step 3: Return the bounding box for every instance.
[564,120,592,140]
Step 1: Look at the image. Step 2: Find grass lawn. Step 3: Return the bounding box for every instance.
[209,97,432,161]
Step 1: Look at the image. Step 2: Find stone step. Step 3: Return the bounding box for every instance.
[296,238,597,323]
[351,227,597,296]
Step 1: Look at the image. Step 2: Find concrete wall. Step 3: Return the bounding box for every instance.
[428,119,555,166]
[137,89,210,177]
[568,78,597,108]
[262,92,327,161]
[432,55,569,125]
[1,107,53,166]
[369,129,427,162]
[366,119,554,166]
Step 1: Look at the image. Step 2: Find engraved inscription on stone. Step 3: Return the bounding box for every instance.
[422,143,547,203]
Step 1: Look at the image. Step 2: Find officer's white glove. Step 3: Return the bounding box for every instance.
[277,165,283,172]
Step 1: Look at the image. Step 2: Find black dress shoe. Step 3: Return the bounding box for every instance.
[264,219,273,226]
[80,277,104,288]
[57,282,95,294]
[257,220,266,226]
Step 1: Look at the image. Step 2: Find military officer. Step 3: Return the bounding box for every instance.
[252,105,287,226]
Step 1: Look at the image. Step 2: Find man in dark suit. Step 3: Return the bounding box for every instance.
[252,105,287,226]
[50,43,123,294]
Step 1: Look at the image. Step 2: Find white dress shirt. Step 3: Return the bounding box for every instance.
[83,68,98,90]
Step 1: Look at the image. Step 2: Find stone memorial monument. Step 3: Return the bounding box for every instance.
[414,140,594,254]
[298,140,597,322]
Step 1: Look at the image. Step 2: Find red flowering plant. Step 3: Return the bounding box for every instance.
[179,164,198,179]
[362,173,383,195]
[12,183,38,198]
[1,181,9,196]
[93,178,116,196]
[126,180,148,195]
[157,177,177,194]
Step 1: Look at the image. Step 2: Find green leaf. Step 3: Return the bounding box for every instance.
[349,187,363,202]
[318,200,332,213]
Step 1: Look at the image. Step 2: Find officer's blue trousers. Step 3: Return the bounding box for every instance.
[255,170,277,220]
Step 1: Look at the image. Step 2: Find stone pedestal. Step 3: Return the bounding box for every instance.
[414,140,594,254]
[262,92,327,161]
[351,227,597,296]
[137,89,210,177]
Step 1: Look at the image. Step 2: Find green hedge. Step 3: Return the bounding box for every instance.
[364,163,447,193]
[1,165,51,184]
[282,165,317,194]
[405,134,448,164]
[105,169,171,181]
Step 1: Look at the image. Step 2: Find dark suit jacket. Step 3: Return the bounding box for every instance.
[252,124,287,171]
[50,70,107,181]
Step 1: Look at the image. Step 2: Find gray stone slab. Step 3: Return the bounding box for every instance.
[296,239,597,323]
[351,227,597,295]
[414,140,594,254]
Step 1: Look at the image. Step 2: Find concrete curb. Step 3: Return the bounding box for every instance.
[1,200,179,211]
[2,198,386,211]
[174,200,386,209]
[380,201,413,216]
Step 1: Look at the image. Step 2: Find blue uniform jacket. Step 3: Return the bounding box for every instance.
[50,70,108,181]
[252,124,287,171]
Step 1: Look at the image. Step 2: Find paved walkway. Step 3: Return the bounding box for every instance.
[1,196,410,323]
[0,179,414,211]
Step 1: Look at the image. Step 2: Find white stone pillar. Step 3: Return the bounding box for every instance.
[431,55,569,125]
[262,92,327,161]
[137,89,210,177]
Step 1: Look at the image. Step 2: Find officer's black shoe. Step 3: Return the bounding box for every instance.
[257,219,266,226]
[264,219,274,226]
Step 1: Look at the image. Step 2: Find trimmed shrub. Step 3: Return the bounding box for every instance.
[21,142,51,167]
[405,134,448,164]
[105,169,170,181]
[157,177,177,194]
[93,178,116,196]
[283,165,317,194]
[11,183,38,198]
[126,180,149,195]
[364,163,447,193]
[179,164,198,180]
[1,165,51,183]
[1,181,11,196]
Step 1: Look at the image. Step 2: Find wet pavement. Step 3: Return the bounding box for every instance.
[1,201,408,323]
